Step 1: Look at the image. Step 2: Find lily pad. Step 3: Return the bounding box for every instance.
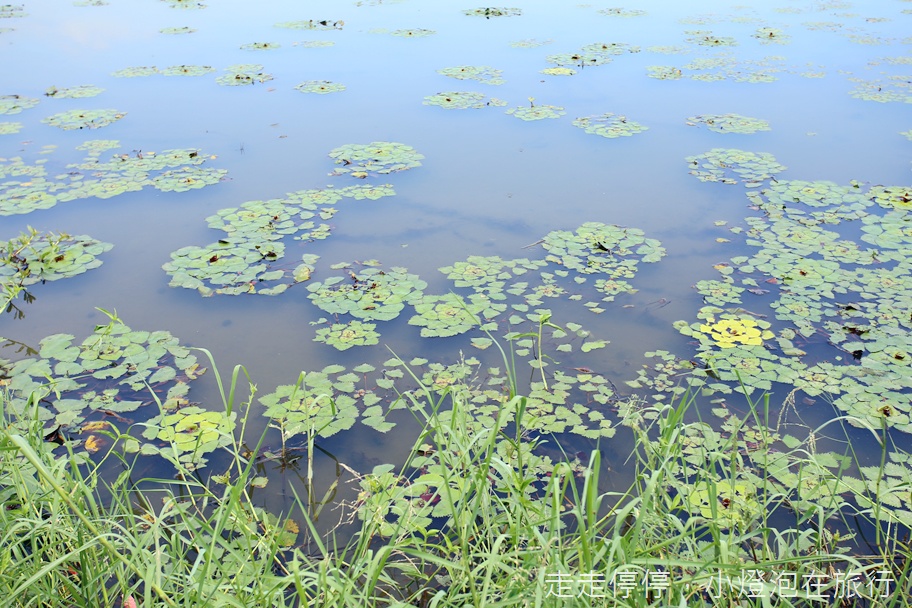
[161,65,215,76]
[142,407,233,469]
[307,265,426,321]
[111,66,160,78]
[573,113,648,138]
[240,41,280,50]
[686,114,770,134]
[160,26,196,34]
[598,8,646,17]
[0,95,39,114]
[260,370,360,440]
[506,104,565,121]
[1,229,112,296]
[314,320,380,350]
[295,80,346,94]
[275,19,343,30]
[753,27,790,44]
[437,65,504,85]
[423,91,505,109]
[44,85,104,99]
[686,148,786,185]
[0,121,21,134]
[216,64,273,86]
[408,293,483,337]
[328,142,423,177]
[1,317,205,451]
[42,109,126,130]
[540,67,577,76]
[390,29,435,37]
[462,8,521,17]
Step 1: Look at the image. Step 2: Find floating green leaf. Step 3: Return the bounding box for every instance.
[390,29,435,37]
[423,91,505,109]
[295,80,345,94]
[686,114,770,134]
[260,369,360,440]
[506,104,565,121]
[307,265,426,321]
[44,85,104,99]
[240,41,280,50]
[462,7,521,17]
[437,65,504,85]
[314,320,381,350]
[160,65,215,76]
[142,407,233,469]
[42,109,126,130]
[1,229,112,297]
[112,66,160,78]
[328,142,423,177]
[598,8,646,17]
[686,148,785,185]
[573,113,648,138]
[540,67,577,76]
[0,121,21,135]
[160,26,196,34]
[216,64,273,86]
[275,19,343,30]
[0,95,37,115]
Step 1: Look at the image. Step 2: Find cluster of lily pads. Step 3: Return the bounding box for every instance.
[41,109,126,130]
[44,85,104,99]
[573,113,648,138]
[546,41,639,69]
[686,114,770,134]
[671,147,912,434]
[0,140,226,215]
[423,91,506,110]
[0,317,208,464]
[437,65,505,85]
[216,64,273,86]
[1,228,112,300]
[648,55,785,83]
[164,183,393,296]
[686,148,786,186]
[462,8,521,17]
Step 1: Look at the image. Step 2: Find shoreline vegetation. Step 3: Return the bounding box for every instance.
[1,336,909,607]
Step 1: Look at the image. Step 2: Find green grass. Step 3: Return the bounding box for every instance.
[1,348,910,607]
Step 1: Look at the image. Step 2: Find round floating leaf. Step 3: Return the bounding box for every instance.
[752,27,790,44]
[240,41,280,50]
[686,31,737,47]
[540,223,666,280]
[314,320,380,350]
[408,293,482,337]
[540,67,577,76]
[307,265,426,321]
[1,318,206,452]
[160,65,215,76]
[112,66,160,78]
[142,407,234,468]
[328,142,423,177]
[437,65,504,85]
[260,368,362,441]
[0,121,22,135]
[462,7,521,17]
[42,109,126,130]
[510,38,552,48]
[390,29,435,37]
[0,95,38,115]
[686,114,770,134]
[598,8,646,17]
[44,85,104,99]
[275,19,343,30]
[1,229,113,292]
[160,26,196,34]
[646,66,683,79]
[423,91,505,109]
[573,113,648,138]
[216,64,273,86]
[686,148,785,185]
[293,40,335,48]
[295,80,345,94]
[506,104,565,121]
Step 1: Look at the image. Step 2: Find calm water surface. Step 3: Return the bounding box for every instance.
[2,0,911,514]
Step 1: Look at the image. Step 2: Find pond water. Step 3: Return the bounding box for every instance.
[2,0,911,529]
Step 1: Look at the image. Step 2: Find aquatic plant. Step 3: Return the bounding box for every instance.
[686,113,771,134]
[328,142,423,176]
[294,80,345,94]
[573,113,648,138]
[437,65,505,84]
[423,91,505,109]
[41,109,126,130]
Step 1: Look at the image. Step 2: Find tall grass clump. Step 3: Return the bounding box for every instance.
[1,346,910,606]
